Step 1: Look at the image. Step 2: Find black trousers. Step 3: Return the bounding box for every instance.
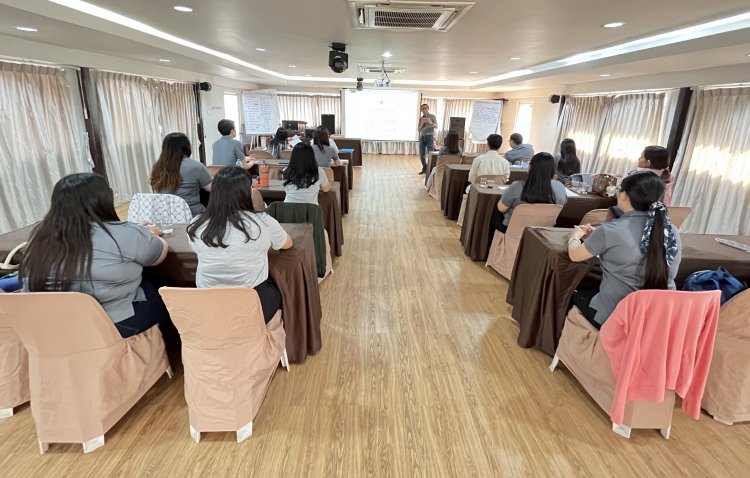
[115,280,172,338]
[255,277,282,323]
[570,287,601,330]
[488,208,508,248]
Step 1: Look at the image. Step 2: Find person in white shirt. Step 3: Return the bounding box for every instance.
[468,134,510,185]
[283,143,331,205]
[187,167,293,323]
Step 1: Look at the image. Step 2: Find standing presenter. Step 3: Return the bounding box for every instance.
[418,103,438,175]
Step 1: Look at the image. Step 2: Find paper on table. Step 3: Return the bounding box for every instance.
[565,188,579,197]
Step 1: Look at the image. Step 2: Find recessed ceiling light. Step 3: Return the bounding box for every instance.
[509,57,521,60]
[255,48,266,52]
[15,26,38,32]
[288,65,296,68]
[603,22,625,28]
[599,74,612,77]
[470,71,479,74]
[305,74,311,77]
[382,52,392,58]
[220,73,229,76]
[159,59,171,62]
[173,6,193,12]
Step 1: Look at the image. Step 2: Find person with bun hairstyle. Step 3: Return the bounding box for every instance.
[637,145,673,206]
[568,171,682,329]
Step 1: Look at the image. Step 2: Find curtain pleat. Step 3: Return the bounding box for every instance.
[277,93,341,134]
[0,62,91,233]
[672,87,750,234]
[553,96,611,167]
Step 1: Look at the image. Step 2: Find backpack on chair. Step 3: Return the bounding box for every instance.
[682,267,746,305]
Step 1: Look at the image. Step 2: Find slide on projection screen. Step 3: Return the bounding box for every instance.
[343,89,420,141]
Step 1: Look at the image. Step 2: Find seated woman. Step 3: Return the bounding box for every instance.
[638,145,673,206]
[267,127,289,159]
[283,143,331,205]
[568,171,682,329]
[426,130,463,190]
[555,138,581,185]
[312,127,341,168]
[489,152,568,240]
[20,173,170,338]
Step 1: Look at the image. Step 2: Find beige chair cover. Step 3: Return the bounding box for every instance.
[268,164,286,180]
[554,307,675,438]
[250,150,273,159]
[279,150,292,160]
[486,204,563,280]
[207,165,225,176]
[0,319,30,417]
[322,230,333,280]
[475,174,508,186]
[702,289,750,425]
[321,167,335,182]
[251,188,266,212]
[457,194,468,227]
[158,287,287,442]
[461,154,478,165]
[579,208,612,226]
[0,292,170,452]
[668,206,691,229]
[428,155,461,200]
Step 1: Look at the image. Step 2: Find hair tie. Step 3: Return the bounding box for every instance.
[640,201,678,266]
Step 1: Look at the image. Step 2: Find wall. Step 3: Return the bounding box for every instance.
[499,91,560,154]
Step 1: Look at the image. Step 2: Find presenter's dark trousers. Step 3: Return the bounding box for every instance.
[419,134,434,172]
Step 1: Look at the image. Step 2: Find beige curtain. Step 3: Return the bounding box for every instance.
[553,96,611,167]
[588,93,666,176]
[94,71,199,203]
[362,141,419,155]
[277,93,341,133]
[0,62,91,234]
[672,87,750,234]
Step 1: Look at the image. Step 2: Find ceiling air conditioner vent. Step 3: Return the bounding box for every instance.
[349,2,475,32]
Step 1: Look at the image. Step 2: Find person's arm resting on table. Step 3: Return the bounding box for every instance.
[319,168,331,193]
[568,225,596,262]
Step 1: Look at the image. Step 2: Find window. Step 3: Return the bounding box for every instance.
[514,101,534,143]
[223,92,241,132]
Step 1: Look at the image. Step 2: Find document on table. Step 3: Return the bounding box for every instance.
[289,135,302,147]
[565,189,579,197]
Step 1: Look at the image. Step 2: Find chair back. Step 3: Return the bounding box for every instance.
[579,208,611,226]
[476,174,508,185]
[250,150,273,159]
[268,164,286,180]
[127,193,193,224]
[486,204,563,279]
[266,202,327,278]
[429,155,461,200]
[207,165,224,176]
[461,154,478,165]
[667,206,691,229]
[279,150,292,160]
[0,316,30,412]
[321,167,335,182]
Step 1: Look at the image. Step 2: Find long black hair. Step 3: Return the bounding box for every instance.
[283,143,320,189]
[21,173,120,291]
[619,171,668,289]
[270,127,288,148]
[558,138,581,177]
[313,127,330,152]
[521,152,557,204]
[150,133,191,193]
[444,130,461,155]
[187,167,260,248]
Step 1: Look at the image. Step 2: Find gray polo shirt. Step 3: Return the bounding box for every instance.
[583,210,682,325]
[419,114,437,137]
[212,135,245,167]
[157,157,213,217]
[313,144,338,168]
[500,180,568,226]
[504,143,535,163]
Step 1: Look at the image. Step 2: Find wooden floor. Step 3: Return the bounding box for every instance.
[3,155,749,477]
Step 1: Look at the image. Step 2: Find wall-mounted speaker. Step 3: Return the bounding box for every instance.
[199,82,212,92]
[549,94,561,104]
[321,114,335,133]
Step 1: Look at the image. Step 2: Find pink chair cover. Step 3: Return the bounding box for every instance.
[486,204,562,279]
[0,320,30,413]
[428,155,461,200]
[667,206,691,229]
[578,208,612,226]
[158,287,286,433]
[0,292,169,445]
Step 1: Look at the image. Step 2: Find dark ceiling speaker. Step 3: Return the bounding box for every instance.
[199,82,212,92]
[549,94,561,104]
[329,42,348,74]
[356,77,363,91]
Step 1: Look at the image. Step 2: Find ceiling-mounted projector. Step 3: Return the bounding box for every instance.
[373,60,391,87]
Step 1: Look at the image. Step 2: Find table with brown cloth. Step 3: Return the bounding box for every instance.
[256,180,344,257]
[331,164,350,214]
[508,168,529,183]
[0,223,324,363]
[460,183,508,261]
[333,138,362,167]
[337,154,354,189]
[507,227,750,357]
[443,164,471,217]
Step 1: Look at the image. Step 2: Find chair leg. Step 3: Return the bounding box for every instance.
[38,441,49,455]
[611,423,631,439]
[236,421,253,443]
[280,349,290,372]
[660,426,671,439]
[82,435,105,453]
[166,366,174,379]
[549,355,560,372]
[0,407,14,419]
[713,416,734,426]
[189,424,201,444]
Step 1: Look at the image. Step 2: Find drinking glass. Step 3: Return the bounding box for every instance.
[480,178,488,188]
[486,179,495,188]
[158,222,174,236]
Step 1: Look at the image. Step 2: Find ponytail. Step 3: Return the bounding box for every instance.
[661,168,672,185]
[642,208,669,289]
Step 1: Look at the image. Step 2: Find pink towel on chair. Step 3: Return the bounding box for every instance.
[600,290,721,424]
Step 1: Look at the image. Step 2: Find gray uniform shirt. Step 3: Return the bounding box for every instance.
[69,222,163,323]
[584,210,682,325]
[312,145,338,168]
[419,114,437,137]
[500,180,568,226]
[212,135,244,167]
[504,143,535,163]
[158,157,212,216]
